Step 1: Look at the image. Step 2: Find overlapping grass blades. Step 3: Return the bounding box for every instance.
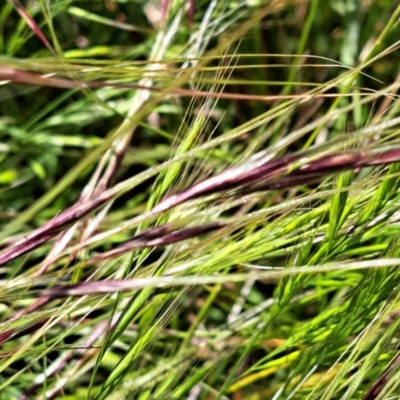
[1,1,400,399]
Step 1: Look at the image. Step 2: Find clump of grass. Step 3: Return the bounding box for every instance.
[1,1,400,399]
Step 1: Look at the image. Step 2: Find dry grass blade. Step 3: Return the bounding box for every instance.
[2,148,400,267]
[93,221,226,260]
[0,193,112,265]
[150,148,400,214]
[8,0,53,52]
[362,352,400,400]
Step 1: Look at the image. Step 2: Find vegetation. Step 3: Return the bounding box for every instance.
[1,0,400,398]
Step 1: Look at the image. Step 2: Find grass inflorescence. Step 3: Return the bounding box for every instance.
[1,1,400,399]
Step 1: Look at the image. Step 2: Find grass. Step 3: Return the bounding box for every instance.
[1,0,400,399]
